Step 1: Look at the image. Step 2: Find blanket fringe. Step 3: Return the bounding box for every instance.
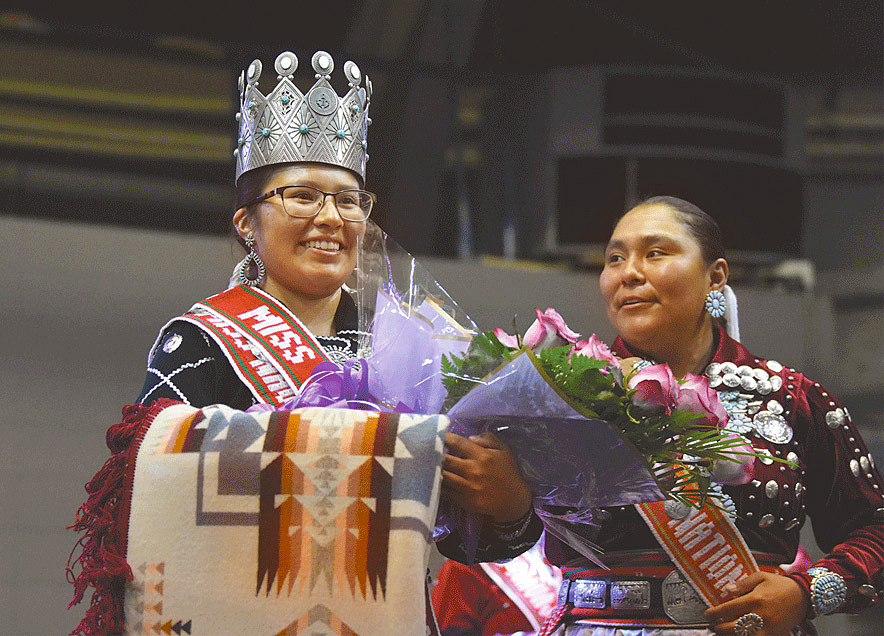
[66,399,179,636]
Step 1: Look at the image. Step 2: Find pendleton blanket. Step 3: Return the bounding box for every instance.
[70,401,449,636]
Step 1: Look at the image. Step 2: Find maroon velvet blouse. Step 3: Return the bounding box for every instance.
[545,325,884,615]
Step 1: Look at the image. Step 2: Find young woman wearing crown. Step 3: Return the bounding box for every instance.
[135,49,534,550]
[68,50,536,636]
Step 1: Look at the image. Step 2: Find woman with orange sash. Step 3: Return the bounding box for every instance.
[539,197,883,635]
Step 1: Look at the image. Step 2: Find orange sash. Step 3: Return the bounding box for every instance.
[636,497,759,607]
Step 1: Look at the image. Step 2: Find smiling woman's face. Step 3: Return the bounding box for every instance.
[599,203,716,356]
[234,163,366,301]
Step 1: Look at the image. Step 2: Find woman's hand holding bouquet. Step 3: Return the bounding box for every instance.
[445,308,762,512]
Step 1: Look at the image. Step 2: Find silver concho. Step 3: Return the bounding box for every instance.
[570,579,605,609]
[850,459,861,476]
[759,513,776,528]
[766,400,784,415]
[247,58,262,82]
[723,373,741,388]
[756,379,773,395]
[557,580,571,606]
[307,86,338,115]
[705,362,721,378]
[786,451,799,469]
[740,376,758,392]
[765,480,779,498]
[662,571,707,624]
[860,456,872,474]
[825,408,846,429]
[795,482,804,497]
[766,360,783,373]
[720,362,738,375]
[610,581,651,610]
[664,499,692,520]
[770,375,783,392]
[708,375,723,388]
[162,333,183,353]
[756,448,775,465]
[311,50,334,75]
[324,346,354,364]
[753,411,793,444]
[753,368,770,382]
[869,454,875,470]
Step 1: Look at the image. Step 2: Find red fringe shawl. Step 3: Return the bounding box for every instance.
[66,399,181,636]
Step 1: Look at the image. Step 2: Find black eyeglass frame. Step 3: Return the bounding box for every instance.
[252,185,377,221]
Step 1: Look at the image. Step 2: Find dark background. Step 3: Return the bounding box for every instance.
[2,0,881,259]
[0,3,881,634]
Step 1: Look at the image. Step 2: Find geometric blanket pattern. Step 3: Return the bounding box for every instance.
[123,403,448,636]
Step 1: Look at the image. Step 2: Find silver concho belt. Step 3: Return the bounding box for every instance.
[559,570,707,625]
[661,570,708,624]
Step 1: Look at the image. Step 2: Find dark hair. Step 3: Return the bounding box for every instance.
[630,195,726,265]
[234,165,277,212]
[231,165,279,249]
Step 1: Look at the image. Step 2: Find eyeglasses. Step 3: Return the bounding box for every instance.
[253,185,376,221]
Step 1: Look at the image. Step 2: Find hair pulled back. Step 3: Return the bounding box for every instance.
[634,195,726,265]
[231,165,278,249]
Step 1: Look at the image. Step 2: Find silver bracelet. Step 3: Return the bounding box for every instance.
[807,566,847,615]
[491,509,534,542]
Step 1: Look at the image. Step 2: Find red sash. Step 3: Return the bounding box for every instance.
[158,285,331,407]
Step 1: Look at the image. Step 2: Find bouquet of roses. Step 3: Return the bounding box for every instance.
[443,308,756,509]
[432,307,765,562]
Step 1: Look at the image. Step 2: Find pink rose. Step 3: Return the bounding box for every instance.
[628,364,679,414]
[524,308,581,350]
[710,433,756,485]
[676,373,729,429]
[493,327,520,349]
[495,308,581,351]
[572,333,618,366]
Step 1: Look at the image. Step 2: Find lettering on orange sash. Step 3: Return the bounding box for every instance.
[636,499,758,607]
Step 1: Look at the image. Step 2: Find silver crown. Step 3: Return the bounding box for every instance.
[234,50,372,184]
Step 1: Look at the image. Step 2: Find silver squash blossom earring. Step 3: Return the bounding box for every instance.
[237,233,266,286]
[705,289,727,318]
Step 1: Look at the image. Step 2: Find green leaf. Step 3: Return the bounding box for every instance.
[440,330,515,412]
